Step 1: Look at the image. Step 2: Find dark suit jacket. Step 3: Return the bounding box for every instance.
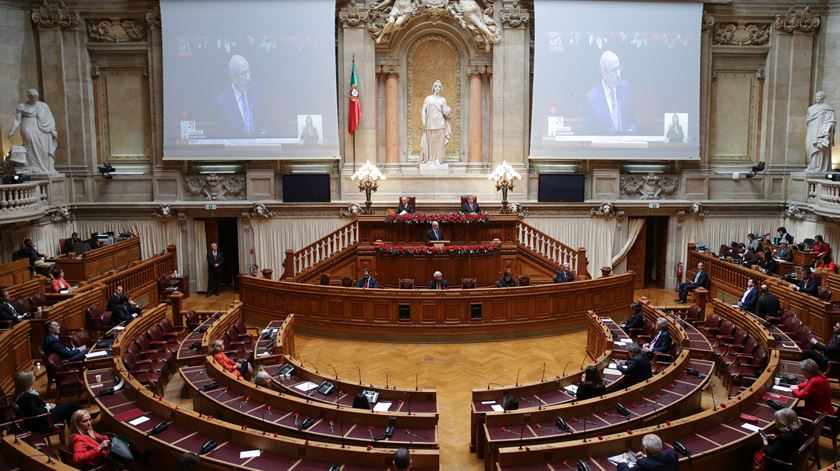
[617,353,652,387]
[554,270,576,283]
[584,80,636,134]
[428,279,449,290]
[356,276,379,288]
[111,304,136,324]
[0,301,20,323]
[16,391,50,433]
[622,312,644,332]
[426,229,444,242]
[20,246,45,265]
[107,293,121,312]
[764,429,806,467]
[759,258,777,275]
[650,329,672,354]
[814,333,840,362]
[215,85,263,138]
[575,382,605,401]
[739,287,759,313]
[207,250,224,271]
[43,334,85,362]
[396,204,415,214]
[461,202,481,214]
[617,449,679,471]
[755,293,781,319]
[798,276,820,297]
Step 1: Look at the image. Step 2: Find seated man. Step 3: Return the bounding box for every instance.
[621,303,644,334]
[790,265,820,297]
[428,271,448,290]
[0,289,26,324]
[393,448,411,471]
[497,269,517,288]
[111,294,140,324]
[802,322,840,371]
[107,286,125,312]
[425,221,444,243]
[356,267,379,288]
[554,263,576,283]
[396,196,415,215]
[43,320,87,362]
[755,284,781,320]
[616,343,652,388]
[643,318,672,355]
[617,433,678,471]
[777,226,794,245]
[62,232,84,254]
[677,262,707,303]
[20,239,54,274]
[461,195,481,214]
[776,239,793,262]
[735,278,758,313]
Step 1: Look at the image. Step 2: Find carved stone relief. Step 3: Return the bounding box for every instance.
[620,173,678,199]
[184,174,245,201]
[86,19,147,42]
[500,1,529,29]
[774,7,820,34]
[712,23,770,46]
[145,9,161,30]
[31,1,80,30]
[338,1,369,28]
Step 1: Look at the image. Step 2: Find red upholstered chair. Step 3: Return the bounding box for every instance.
[85,305,111,337]
[342,277,354,287]
[684,304,704,325]
[148,324,179,353]
[781,316,803,337]
[700,313,723,335]
[70,330,94,349]
[123,351,163,393]
[134,334,174,368]
[125,343,167,373]
[0,387,23,433]
[185,309,208,332]
[29,293,51,308]
[319,273,331,285]
[714,328,747,359]
[709,320,736,349]
[727,347,768,387]
[45,354,84,401]
[630,319,656,342]
[461,278,476,289]
[15,298,34,315]
[819,287,832,302]
[399,279,414,289]
[518,276,530,286]
[720,336,758,367]
[763,437,815,471]
[234,318,258,339]
[766,308,795,325]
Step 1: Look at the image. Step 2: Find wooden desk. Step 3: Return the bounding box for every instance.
[52,236,141,284]
[760,240,818,267]
[177,311,222,366]
[0,259,30,286]
[0,320,32,392]
[1,434,76,470]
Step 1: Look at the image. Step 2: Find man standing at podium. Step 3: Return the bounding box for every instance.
[426,221,444,244]
[206,242,223,297]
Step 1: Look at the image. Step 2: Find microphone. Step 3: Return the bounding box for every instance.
[707,387,717,411]
[338,419,345,448]
[407,392,412,416]
[357,366,362,385]
[561,361,573,377]
[415,372,418,391]
[329,364,338,380]
[518,413,531,450]
[541,362,546,382]
[515,368,521,387]
[386,371,389,389]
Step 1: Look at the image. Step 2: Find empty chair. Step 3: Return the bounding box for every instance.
[518,276,530,286]
[461,278,476,289]
[319,273,330,285]
[700,313,724,335]
[341,277,354,287]
[85,305,111,336]
[684,304,704,325]
[399,278,415,289]
[45,354,84,401]
[720,336,759,367]
[763,437,815,471]
[70,330,93,349]
[714,328,747,359]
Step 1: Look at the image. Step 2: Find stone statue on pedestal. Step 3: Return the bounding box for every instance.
[7,89,58,175]
[806,91,836,172]
[420,80,451,164]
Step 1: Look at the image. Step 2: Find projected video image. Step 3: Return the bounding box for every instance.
[530,1,702,159]
[161,0,339,160]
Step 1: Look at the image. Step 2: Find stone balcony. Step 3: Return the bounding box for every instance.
[806,178,840,219]
[0,181,50,224]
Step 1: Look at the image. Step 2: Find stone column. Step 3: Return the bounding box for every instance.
[762,7,821,170]
[493,1,530,166]
[699,15,714,169]
[384,65,400,163]
[338,3,375,170]
[468,65,485,163]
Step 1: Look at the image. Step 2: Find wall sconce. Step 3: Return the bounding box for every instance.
[351,160,385,215]
[488,160,522,214]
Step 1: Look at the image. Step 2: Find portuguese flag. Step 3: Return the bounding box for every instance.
[348,57,361,135]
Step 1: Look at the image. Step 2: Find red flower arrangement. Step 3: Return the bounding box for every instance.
[384,212,490,224]
[375,244,500,256]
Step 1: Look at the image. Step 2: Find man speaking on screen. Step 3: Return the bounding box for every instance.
[584,50,636,135]
[215,55,265,138]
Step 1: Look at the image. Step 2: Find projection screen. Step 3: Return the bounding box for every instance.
[161,0,340,160]
[530,1,702,160]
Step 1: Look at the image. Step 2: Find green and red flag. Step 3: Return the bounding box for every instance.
[348,57,361,135]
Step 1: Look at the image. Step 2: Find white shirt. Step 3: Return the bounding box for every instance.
[740,287,754,304]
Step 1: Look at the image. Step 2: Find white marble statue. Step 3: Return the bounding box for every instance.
[452,0,500,47]
[420,80,451,164]
[374,0,417,44]
[7,89,58,175]
[806,91,836,172]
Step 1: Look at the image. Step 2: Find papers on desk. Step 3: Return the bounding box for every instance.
[128,416,150,426]
[240,450,261,459]
[490,404,505,412]
[607,452,637,466]
[781,343,798,348]
[85,350,108,359]
[614,342,626,347]
[619,339,634,344]
[772,385,792,393]
[373,401,392,412]
[563,385,578,395]
[741,423,763,433]
[608,363,618,369]
[294,381,320,392]
[256,352,270,357]
[481,401,496,405]
[113,326,125,330]
[603,368,622,376]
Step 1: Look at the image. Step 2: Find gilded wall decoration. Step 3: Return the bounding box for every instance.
[31,0,80,31]
[185,174,245,201]
[620,173,678,199]
[774,7,820,34]
[712,23,770,46]
[86,19,147,42]
[407,35,461,161]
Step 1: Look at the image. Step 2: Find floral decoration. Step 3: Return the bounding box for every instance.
[376,244,499,256]
[384,212,489,224]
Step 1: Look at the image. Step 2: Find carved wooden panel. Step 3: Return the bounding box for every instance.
[709,72,758,163]
[96,70,151,162]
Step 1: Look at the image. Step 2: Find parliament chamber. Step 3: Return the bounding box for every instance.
[2,0,840,470]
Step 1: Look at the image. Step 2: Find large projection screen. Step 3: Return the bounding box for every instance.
[161,0,340,160]
[530,1,702,160]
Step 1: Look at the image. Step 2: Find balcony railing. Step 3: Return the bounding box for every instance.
[807,178,840,217]
[0,181,50,223]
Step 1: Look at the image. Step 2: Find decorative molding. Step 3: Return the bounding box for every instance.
[784,203,807,219]
[338,1,369,28]
[339,203,363,217]
[248,203,275,218]
[145,9,160,30]
[774,6,820,34]
[467,64,487,77]
[500,1,529,29]
[620,173,679,199]
[184,174,245,201]
[712,23,770,46]
[702,14,715,33]
[31,1,81,31]
[590,202,618,218]
[378,63,401,77]
[508,202,529,218]
[86,19,147,42]
[154,204,173,218]
[50,206,71,223]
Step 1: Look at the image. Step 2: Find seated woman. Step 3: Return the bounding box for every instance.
[816,253,838,274]
[14,370,80,434]
[575,365,605,401]
[758,250,777,275]
[811,235,831,256]
[69,409,110,470]
[755,408,806,470]
[792,358,833,419]
[497,269,516,288]
[210,339,254,379]
[50,268,72,293]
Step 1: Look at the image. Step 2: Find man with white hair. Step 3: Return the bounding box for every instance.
[425,221,444,243]
[554,263,576,283]
[584,50,636,135]
[216,54,263,138]
[617,433,678,470]
[253,369,274,390]
[428,271,448,290]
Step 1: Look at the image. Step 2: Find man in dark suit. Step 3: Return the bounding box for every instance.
[791,265,820,297]
[677,262,708,303]
[803,322,840,371]
[554,263,576,283]
[107,286,124,312]
[617,433,678,471]
[621,303,644,334]
[0,289,24,324]
[111,294,140,324]
[461,196,481,214]
[736,278,759,313]
[617,343,652,388]
[755,284,781,320]
[584,50,636,135]
[207,242,223,297]
[43,320,86,362]
[425,221,444,244]
[356,267,379,288]
[643,318,672,355]
[62,232,83,254]
[215,55,264,138]
[428,271,448,290]
[396,196,415,215]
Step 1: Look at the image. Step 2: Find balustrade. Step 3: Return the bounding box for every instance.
[284,221,359,279]
[0,181,49,222]
[807,178,840,218]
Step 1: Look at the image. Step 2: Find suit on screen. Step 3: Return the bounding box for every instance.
[583,80,636,135]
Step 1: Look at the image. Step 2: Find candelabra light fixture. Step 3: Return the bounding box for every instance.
[488,160,522,214]
[351,160,385,214]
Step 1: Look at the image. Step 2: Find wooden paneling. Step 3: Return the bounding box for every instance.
[0,259,31,287]
[0,321,31,392]
[53,236,142,284]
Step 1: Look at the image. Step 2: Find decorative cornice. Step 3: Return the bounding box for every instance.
[467,64,488,77]
[774,6,820,34]
[712,23,770,46]
[620,173,679,200]
[500,1,529,29]
[702,14,715,33]
[31,0,81,31]
[338,1,369,28]
[86,18,147,42]
[145,8,161,30]
[378,63,400,77]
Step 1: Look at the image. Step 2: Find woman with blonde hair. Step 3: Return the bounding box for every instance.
[69,409,110,469]
[210,339,253,379]
[14,370,79,434]
[754,407,806,470]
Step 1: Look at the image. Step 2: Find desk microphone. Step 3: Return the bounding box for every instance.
[415,372,418,391]
[515,368,521,387]
[328,364,338,380]
[357,366,362,385]
[541,362,546,382]
[334,391,342,407]
[561,361,573,377]
[405,430,427,440]
[706,387,717,411]
[338,419,345,448]
[518,414,531,450]
[301,359,319,374]
[385,371,389,389]
[406,392,412,416]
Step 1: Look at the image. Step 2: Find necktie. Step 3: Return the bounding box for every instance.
[239,93,253,135]
[610,89,620,132]
[365,278,369,288]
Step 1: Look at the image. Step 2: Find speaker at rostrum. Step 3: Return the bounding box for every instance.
[282,174,330,202]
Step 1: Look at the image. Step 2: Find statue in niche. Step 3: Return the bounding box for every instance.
[7,89,58,175]
[420,80,452,164]
[450,0,500,49]
[373,0,417,44]
[806,91,836,172]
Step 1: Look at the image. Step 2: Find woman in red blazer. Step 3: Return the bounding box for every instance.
[210,339,253,379]
[792,358,834,419]
[69,409,110,469]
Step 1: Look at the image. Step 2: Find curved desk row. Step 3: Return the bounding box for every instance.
[176,311,224,365]
[0,433,76,470]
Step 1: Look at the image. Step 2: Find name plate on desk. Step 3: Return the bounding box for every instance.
[430,240,450,249]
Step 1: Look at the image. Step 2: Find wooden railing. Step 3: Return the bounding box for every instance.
[53,236,142,284]
[0,181,49,223]
[282,221,359,280]
[95,244,177,307]
[515,222,588,277]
